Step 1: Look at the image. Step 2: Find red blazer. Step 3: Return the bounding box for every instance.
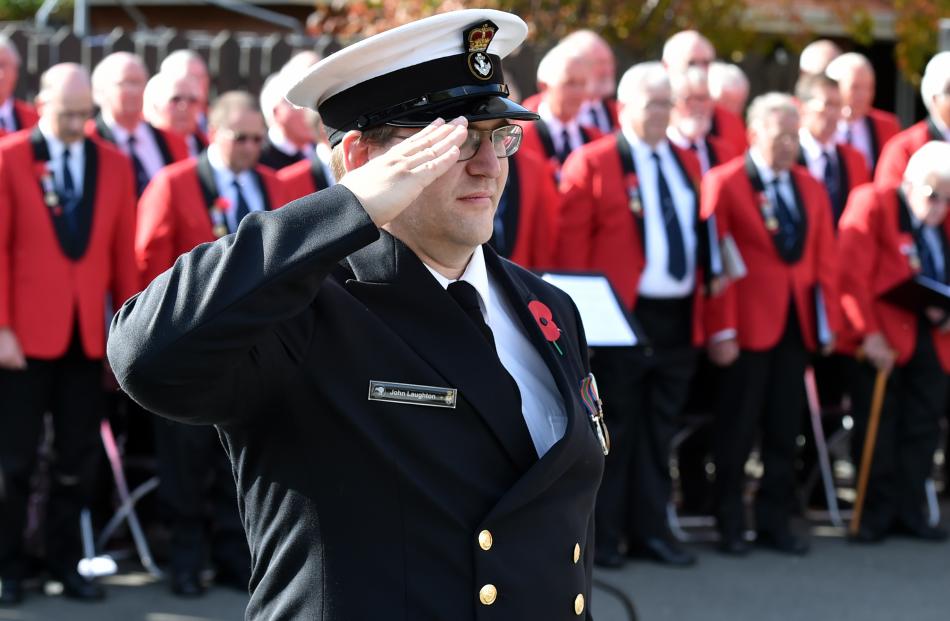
[710,105,748,152]
[705,135,740,173]
[136,157,289,284]
[276,157,334,202]
[557,133,710,343]
[799,141,871,226]
[517,120,603,179]
[865,108,901,167]
[84,117,190,170]
[0,100,39,138]
[837,183,950,372]
[702,156,841,352]
[874,118,942,188]
[496,148,560,269]
[520,94,618,129]
[521,92,542,112]
[0,130,137,359]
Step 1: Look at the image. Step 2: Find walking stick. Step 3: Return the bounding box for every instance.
[803,366,843,527]
[849,367,890,536]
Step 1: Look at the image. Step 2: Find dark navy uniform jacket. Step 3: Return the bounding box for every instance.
[108,184,605,620]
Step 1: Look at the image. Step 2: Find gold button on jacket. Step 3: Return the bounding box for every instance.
[574,593,585,615]
[479,584,497,606]
[478,530,493,551]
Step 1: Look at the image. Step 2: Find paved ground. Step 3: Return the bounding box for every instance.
[2,510,948,621]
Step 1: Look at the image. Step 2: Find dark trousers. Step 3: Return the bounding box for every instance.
[153,418,249,575]
[0,335,103,578]
[593,296,698,551]
[847,322,946,534]
[713,313,807,539]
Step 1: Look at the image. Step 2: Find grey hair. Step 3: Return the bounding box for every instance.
[921,52,950,115]
[617,62,669,104]
[746,92,799,129]
[904,141,950,185]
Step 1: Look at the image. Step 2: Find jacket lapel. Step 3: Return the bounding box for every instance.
[614,133,646,256]
[343,233,538,473]
[147,122,174,166]
[927,116,944,143]
[70,138,99,260]
[94,113,116,145]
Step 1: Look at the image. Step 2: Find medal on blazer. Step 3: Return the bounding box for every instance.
[580,373,610,456]
[209,196,230,238]
[34,162,60,213]
[528,300,563,355]
[625,173,642,216]
[758,191,778,232]
[900,241,922,272]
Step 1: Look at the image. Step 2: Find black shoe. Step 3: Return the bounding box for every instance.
[171,571,205,597]
[756,530,809,556]
[56,571,104,601]
[892,521,949,542]
[0,578,23,605]
[848,524,887,544]
[593,547,625,569]
[717,536,750,556]
[635,538,696,567]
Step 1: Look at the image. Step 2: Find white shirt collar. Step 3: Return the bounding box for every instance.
[102,110,148,145]
[537,101,580,135]
[423,245,491,313]
[207,143,254,189]
[621,127,669,159]
[799,127,835,160]
[38,118,83,161]
[749,147,788,186]
[666,126,692,150]
[0,98,13,125]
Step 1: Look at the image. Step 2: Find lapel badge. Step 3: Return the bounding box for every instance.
[44,191,59,208]
[758,192,778,232]
[625,173,642,216]
[464,21,497,81]
[580,373,610,456]
[368,380,458,409]
[528,299,564,355]
[210,197,230,238]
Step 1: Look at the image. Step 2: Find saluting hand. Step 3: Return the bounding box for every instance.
[0,327,26,370]
[339,117,469,228]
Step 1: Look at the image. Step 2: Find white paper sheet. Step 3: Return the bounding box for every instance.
[541,273,638,347]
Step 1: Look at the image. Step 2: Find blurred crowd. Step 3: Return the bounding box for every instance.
[0,19,948,605]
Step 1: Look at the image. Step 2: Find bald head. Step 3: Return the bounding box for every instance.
[93,52,148,130]
[799,39,841,76]
[561,30,616,100]
[37,63,93,145]
[161,49,210,110]
[662,31,715,75]
[144,71,201,135]
[825,52,875,120]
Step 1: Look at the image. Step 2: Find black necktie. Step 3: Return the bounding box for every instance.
[653,151,687,280]
[557,127,571,163]
[126,135,150,197]
[448,281,495,350]
[823,150,844,224]
[770,178,800,258]
[232,179,251,231]
[61,148,80,233]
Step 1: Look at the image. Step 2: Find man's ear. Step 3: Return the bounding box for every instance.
[341,130,371,173]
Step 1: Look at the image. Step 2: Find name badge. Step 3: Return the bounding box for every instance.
[368,380,458,409]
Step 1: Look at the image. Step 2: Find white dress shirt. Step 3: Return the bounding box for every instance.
[667,126,711,175]
[267,126,315,161]
[622,129,697,297]
[207,144,266,233]
[425,246,567,457]
[103,113,167,180]
[39,118,84,198]
[579,99,613,133]
[799,128,838,182]
[836,117,873,172]
[538,101,585,157]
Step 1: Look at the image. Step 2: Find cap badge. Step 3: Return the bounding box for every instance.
[464,21,497,81]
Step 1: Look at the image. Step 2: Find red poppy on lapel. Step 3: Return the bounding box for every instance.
[528,300,563,355]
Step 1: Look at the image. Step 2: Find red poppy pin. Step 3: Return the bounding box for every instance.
[213,197,231,212]
[528,300,563,355]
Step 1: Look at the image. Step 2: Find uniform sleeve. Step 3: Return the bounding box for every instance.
[837,185,881,337]
[108,184,379,426]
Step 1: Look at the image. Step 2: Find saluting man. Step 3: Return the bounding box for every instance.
[0,63,138,604]
[703,93,841,556]
[559,62,715,568]
[109,10,605,620]
[135,91,287,597]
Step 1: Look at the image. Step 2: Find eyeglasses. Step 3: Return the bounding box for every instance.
[393,124,523,162]
[221,131,265,145]
[170,94,199,106]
